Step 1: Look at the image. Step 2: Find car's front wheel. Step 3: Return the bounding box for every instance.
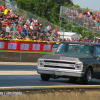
[82,68,92,84]
[41,74,51,81]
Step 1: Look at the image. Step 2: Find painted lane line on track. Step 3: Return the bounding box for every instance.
[0,62,37,65]
[0,71,39,75]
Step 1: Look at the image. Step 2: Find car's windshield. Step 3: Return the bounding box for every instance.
[56,43,94,56]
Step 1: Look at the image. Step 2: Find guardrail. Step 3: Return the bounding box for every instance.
[0,86,100,100]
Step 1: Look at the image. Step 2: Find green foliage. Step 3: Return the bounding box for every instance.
[14,0,73,25]
[74,4,80,8]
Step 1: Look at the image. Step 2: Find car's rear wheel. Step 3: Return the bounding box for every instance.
[82,68,92,84]
[41,74,51,81]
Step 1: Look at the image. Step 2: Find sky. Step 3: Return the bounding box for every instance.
[72,0,100,11]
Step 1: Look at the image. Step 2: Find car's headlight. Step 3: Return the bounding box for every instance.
[75,62,83,70]
[38,60,44,67]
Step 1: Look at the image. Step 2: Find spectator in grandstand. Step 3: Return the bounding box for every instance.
[0,34,3,38]
[32,36,38,40]
[23,20,26,25]
[3,34,8,39]
[8,7,12,14]
[19,25,25,37]
[33,18,39,26]
[10,24,13,32]
[89,10,93,16]
[44,27,48,35]
[0,6,2,10]
[29,32,34,40]
[84,17,89,27]
[8,34,12,39]
[55,28,59,37]
[12,24,16,32]
[74,38,78,42]
[33,25,39,38]
[70,37,72,41]
[95,39,99,44]
[92,40,95,43]
[46,25,52,32]
[30,24,34,31]
[6,25,10,35]
[14,19,19,25]
[2,14,5,20]
[4,7,8,16]
[18,35,23,40]
[16,36,19,39]
[79,10,83,18]
[22,25,27,35]
[45,28,51,38]
[66,38,70,41]
[19,14,25,20]
[38,24,44,39]
[0,9,2,19]
[0,21,2,29]
[50,28,60,41]
[26,35,30,40]
[0,27,5,37]
[19,19,24,26]
[31,19,34,26]
[26,18,31,25]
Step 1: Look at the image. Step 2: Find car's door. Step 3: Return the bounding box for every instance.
[94,46,100,78]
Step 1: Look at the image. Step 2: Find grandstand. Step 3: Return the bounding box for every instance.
[0,0,62,42]
[60,6,100,34]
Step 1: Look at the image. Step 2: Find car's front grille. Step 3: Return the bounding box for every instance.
[44,60,75,69]
[44,65,75,69]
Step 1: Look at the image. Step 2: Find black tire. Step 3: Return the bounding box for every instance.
[82,68,92,84]
[41,74,50,81]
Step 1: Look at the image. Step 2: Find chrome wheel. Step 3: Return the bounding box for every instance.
[82,68,92,84]
[87,71,92,82]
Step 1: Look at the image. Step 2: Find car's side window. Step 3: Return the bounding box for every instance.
[95,46,100,57]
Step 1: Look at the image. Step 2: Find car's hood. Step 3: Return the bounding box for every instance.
[41,54,94,62]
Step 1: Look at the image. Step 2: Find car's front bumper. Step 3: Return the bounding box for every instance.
[37,68,85,77]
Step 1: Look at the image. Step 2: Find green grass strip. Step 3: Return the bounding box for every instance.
[0,50,54,54]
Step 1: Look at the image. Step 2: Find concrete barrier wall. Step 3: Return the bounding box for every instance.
[0,52,49,62]
[0,88,100,100]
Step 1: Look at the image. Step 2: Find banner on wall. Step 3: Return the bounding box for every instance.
[52,43,59,51]
[0,42,5,49]
[0,40,52,52]
[8,43,17,50]
[32,44,40,50]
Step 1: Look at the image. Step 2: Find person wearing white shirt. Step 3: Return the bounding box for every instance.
[6,25,10,35]
[30,25,34,30]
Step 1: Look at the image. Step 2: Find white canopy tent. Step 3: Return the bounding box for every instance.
[58,31,80,40]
